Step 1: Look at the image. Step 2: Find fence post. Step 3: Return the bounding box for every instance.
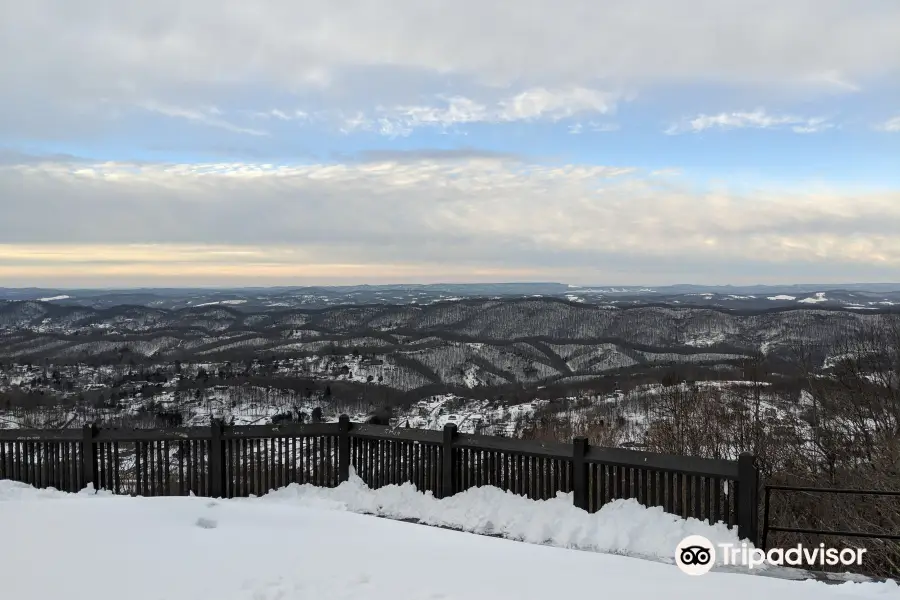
[572,437,589,511]
[440,423,458,499]
[81,424,98,491]
[737,452,759,545]
[338,414,351,483]
[209,419,225,498]
[760,486,772,551]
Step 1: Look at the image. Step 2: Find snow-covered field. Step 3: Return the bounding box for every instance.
[2,476,898,600]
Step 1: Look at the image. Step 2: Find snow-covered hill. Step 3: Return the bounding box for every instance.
[1,298,897,395]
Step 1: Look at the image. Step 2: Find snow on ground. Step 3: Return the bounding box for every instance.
[36,295,71,302]
[194,299,248,307]
[684,332,728,347]
[399,394,537,434]
[1,481,897,600]
[799,292,828,304]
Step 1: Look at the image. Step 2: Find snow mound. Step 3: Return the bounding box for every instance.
[0,480,112,501]
[260,468,747,567]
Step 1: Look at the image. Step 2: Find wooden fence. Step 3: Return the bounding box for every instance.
[0,416,760,544]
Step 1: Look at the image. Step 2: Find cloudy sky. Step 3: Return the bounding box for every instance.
[2,0,900,287]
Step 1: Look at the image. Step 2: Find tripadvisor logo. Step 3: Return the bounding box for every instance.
[675,535,717,575]
[675,535,867,576]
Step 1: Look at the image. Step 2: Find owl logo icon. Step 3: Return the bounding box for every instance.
[675,535,716,575]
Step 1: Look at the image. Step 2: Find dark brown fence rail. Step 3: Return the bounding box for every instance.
[0,416,759,544]
[762,485,900,549]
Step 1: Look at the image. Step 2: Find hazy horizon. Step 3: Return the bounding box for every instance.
[4,281,900,292]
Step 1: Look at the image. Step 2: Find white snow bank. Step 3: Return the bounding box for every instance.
[6,474,744,568]
[259,468,748,568]
[0,479,111,501]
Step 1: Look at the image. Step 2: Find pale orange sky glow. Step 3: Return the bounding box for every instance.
[0,244,563,287]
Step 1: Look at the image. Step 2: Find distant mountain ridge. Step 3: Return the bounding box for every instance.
[2,283,899,312]
[0,296,896,372]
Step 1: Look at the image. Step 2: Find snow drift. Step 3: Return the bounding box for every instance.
[258,468,746,567]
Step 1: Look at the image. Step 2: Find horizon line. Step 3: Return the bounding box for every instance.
[4,282,900,292]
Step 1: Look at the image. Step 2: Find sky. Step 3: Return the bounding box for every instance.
[1,0,900,288]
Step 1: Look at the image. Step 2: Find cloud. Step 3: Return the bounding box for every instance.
[335,88,619,137]
[348,148,526,162]
[496,88,618,121]
[877,115,900,132]
[244,109,310,122]
[1,157,899,285]
[665,109,834,134]
[568,121,620,134]
[6,1,900,92]
[138,100,270,136]
[3,0,899,139]
[799,71,862,93]
[139,87,621,138]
